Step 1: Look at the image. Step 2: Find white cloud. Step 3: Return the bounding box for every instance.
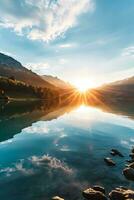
[0,0,94,42]
[26,62,50,73]
[30,154,73,174]
[0,159,34,176]
[122,46,134,57]
[59,43,74,48]
[0,154,73,177]
[23,125,49,134]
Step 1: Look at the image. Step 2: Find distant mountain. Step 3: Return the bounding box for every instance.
[99,76,134,94]
[42,75,73,90]
[0,53,55,89]
[112,76,134,85]
[87,76,134,107]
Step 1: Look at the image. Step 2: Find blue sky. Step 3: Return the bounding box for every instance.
[0,0,134,87]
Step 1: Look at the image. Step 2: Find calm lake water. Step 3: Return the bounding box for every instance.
[0,102,134,200]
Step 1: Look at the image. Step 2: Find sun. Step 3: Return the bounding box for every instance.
[76,83,90,92]
[73,79,96,92]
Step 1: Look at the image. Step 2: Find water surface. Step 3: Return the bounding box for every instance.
[0,102,134,200]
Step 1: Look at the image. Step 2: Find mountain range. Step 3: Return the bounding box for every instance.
[42,75,73,90]
[0,52,133,102]
[0,53,55,89]
[0,52,73,90]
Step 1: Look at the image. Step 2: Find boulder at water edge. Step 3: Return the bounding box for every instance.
[82,187,107,200]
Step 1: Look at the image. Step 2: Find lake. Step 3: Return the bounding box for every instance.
[0,101,134,200]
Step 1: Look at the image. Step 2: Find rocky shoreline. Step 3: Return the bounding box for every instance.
[52,186,134,200]
[52,147,134,200]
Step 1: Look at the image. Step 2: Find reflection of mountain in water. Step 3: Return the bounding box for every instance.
[0,95,133,143]
[86,92,134,119]
[0,100,79,142]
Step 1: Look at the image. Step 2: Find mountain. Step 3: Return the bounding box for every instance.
[99,76,134,94]
[0,76,60,101]
[0,53,55,89]
[87,76,134,107]
[109,76,134,86]
[42,75,73,90]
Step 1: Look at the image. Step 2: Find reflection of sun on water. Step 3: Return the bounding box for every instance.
[76,105,89,112]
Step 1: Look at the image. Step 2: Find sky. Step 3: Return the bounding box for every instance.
[0,0,134,87]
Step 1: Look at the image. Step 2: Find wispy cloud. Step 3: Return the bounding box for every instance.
[30,154,73,174]
[23,125,49,134]
[0,0,94,42]
[122,46,134,57]
[0,154,73,177]
[0,159,34,177]
[26,62,50,73]
[59,43,74,48]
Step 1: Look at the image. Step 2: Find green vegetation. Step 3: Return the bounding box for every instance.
[0,76,60,101]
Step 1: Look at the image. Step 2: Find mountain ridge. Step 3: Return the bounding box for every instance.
[42,75,73,90]
[0,53,56,89]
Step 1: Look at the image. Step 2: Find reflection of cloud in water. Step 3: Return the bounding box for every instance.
[60,145,70,152]
[0,138,13,145]
[23,124,49,135]
[22,121,64,136]
[0,159,34,177]
[30,154,73,174]
[121,137,134,148]
[0,154,73,178]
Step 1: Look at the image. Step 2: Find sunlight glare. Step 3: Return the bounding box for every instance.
[73,79,96,92]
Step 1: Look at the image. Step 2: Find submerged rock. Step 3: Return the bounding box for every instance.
[131,147,134,154]
[82,187,107,200]
[126,159,134,163]
[123,167,134,181]
[104,157,116,166]
[129,153,134,159]
[109,187,134,200]
[110,149,124,157]
[52,196,64,200]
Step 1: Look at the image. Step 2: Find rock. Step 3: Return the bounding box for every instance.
[110,149,124,157]
[110,151,116,156]
[109,187,134,200]
[129,153,134,159]
[109,189,124,200]
[131,147,134,154]
[128,162,134,169]
[126,159,134,163]
[118,186,128,190]
[92,185,105,194]
[82,188,107,200]
[51,196,64,200]
[123,167,134,181]
[104,157,116,166]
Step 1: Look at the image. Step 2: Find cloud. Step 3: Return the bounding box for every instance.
[122,46,134,57]
[30,154,73,174]
[26,62,50,73]
[59,43,74,48]
[0,159,34,177]
[0,154,73,177]
[0,0,94,42]
[23,125,49,134]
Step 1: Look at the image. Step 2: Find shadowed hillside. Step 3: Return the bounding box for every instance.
[0,76,60,101]
[0,53,56,89]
